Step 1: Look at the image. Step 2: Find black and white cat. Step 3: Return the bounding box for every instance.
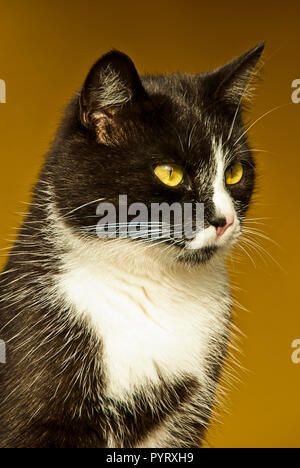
[0,44,264,448]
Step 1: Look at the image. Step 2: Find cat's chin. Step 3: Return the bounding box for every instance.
[176,245,219,266]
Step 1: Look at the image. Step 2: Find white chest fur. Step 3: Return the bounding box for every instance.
[56,238,231,402]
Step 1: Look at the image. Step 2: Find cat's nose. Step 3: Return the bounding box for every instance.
[209,215,234,238]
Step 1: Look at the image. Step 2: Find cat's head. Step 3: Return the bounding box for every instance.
[50,44,264,266]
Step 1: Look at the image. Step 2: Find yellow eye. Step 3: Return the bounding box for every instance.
[225,162,244,185]
[154,164,184,187]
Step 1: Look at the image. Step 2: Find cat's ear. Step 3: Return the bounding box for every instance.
[80,50,148,142]
[208,43,265,108]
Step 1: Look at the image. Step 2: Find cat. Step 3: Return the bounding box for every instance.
[0,43,264,448]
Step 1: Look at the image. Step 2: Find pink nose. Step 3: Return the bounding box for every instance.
[216,216,234,238]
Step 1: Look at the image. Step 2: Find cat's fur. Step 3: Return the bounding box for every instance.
[0,44,264,448]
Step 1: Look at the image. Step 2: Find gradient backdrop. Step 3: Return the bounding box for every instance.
[0,0,299,448]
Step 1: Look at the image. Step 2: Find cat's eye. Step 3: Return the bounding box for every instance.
[154,164,184,187]
[225,162,244,185]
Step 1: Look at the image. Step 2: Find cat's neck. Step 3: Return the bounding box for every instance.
[54,214,231,401]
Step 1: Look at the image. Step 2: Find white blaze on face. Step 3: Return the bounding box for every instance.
[212,141,236,223]
[186,139,237,250]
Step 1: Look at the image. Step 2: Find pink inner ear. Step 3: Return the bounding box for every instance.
[91,108,131,146]
[87,108,115,144]
[93,112,110,144]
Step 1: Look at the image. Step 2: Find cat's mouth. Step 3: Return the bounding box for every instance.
[177,222,240,264]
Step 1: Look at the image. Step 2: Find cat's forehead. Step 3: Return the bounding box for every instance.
[142,74,201,101]
[142,73,206,123]
[141,75,234,169]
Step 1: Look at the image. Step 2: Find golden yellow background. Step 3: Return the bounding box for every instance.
[0,0,299,448]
